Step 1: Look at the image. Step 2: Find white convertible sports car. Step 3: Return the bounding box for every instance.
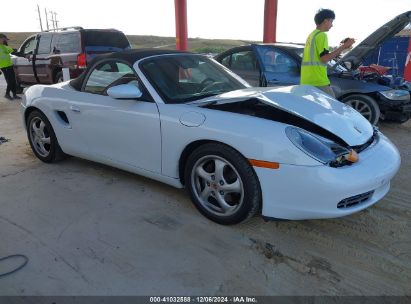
[21,49,401,225]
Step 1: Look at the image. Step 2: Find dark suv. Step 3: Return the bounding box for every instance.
[12,27,131,85]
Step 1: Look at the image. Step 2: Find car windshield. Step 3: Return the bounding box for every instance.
[140,54,248,104]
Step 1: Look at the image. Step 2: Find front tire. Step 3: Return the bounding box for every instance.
[184,143,262,225]
[342,94,380,125]
[26,110,65,163]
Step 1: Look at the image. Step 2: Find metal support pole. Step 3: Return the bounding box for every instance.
[263,0,278,43]
[54,12,58,29]
[45,8,49,30]
[49,11,55,30]
[175,0,188,51]
[37,4,43,31]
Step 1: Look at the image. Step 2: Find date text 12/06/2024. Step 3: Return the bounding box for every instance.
[149,297,257,303]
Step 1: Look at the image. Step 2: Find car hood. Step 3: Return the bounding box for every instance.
[196,85,373,146]
[332,10,411,71]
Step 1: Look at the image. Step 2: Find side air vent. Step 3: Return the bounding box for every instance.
[57,111,69,124]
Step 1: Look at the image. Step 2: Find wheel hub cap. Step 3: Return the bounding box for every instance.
[191,155,244,217]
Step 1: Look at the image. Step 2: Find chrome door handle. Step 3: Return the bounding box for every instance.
[70,105,81,113]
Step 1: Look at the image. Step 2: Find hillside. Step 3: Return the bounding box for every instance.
[2,32,256,53]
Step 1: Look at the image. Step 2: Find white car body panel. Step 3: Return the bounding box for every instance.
[23,83,162,174]
[197,85,373,146]
[158,103,320,180]
[65,93,161,174]
[21,52,401,221]
[257,133,400,219]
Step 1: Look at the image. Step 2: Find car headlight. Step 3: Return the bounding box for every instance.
[379,89,410,101]
[285,127,358,167]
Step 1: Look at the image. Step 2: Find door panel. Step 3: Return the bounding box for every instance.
[14,56,35,84]
[228,50,261,86]
[14,36,37,84]
[68,59,161,173]
[231,68,260,86]
[35,34,54,83]
[255,46,300,87]
[68,95,161,173]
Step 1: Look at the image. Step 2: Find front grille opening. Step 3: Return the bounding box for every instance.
[337,191,374,209]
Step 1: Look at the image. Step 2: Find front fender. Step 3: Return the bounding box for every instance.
[158,104,320,179]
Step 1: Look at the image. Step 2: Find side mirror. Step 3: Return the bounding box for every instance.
[107,84,143,99]
[53,47,60,54]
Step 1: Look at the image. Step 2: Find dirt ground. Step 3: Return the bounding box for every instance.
[0,81,410,296]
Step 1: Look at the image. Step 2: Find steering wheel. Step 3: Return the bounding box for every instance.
[200,77,215,86]
[200,80,225,93]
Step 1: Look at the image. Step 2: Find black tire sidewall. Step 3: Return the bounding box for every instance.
[184,143,261,225]
[26,110,61,163]
[342,94,380,125]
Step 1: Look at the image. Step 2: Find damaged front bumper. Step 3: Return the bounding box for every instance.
[377,91,411,122]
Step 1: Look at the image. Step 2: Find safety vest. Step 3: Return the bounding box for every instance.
[300,29,330,86]
[0,45,13,69]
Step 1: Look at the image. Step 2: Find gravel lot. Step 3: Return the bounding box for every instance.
[0,78,410,296]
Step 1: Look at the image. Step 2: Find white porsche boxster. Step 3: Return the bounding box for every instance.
[21,49,401,225]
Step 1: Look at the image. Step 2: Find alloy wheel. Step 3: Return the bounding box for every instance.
[29,117,51,158]
[345,99,373,121]
[190,155,244,217]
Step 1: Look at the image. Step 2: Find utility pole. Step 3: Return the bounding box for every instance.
[54,12,59,29]
[44,8,49,30]
[37,4,43,31]
[49,11,55,30]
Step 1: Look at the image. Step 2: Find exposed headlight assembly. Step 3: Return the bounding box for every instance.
[286,127,358,167]
[379,89,410,101]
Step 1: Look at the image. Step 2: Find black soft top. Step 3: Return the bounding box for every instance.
[70,48,191,91]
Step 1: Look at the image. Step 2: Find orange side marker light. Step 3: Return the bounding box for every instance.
[346,149,359,163]
[249,159,280,169]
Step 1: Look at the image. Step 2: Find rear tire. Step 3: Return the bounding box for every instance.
[26,110,66,163]
[342,94,380,125]
[184,143,262,225]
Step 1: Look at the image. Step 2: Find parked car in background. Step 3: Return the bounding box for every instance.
[21,49,400,224]
[12,27,131,86]
[215,11,411,125]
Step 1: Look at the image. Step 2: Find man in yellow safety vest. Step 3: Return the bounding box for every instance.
[300,9,355,98]
[0,33,21,100]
